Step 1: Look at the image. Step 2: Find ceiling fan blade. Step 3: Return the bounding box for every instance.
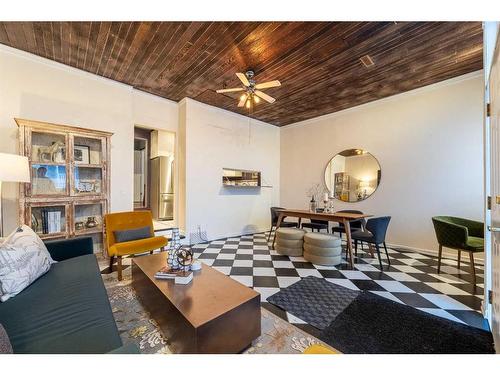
[254,90,276,104]
[255,80,281,89]
[236,72,250,87]
[216,87,245,93]
[238,94,247,107]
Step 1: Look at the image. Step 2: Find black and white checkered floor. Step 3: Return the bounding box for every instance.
[190,231,488,335]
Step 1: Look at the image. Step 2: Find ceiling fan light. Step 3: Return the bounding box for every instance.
[254,95,260,103]
[240,94,247,101]
[245,100,251,109]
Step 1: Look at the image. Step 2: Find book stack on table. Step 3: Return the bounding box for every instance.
[155,266,193,284]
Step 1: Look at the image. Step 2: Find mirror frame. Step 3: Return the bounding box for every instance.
[323,149,382,203]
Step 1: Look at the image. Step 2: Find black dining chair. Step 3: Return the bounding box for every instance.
[330,210,365,239]
[268,207,298,242]
[302,219,329,233]
[351,216,391,269]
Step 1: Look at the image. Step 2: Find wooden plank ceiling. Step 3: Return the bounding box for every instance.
[0,22,483,126]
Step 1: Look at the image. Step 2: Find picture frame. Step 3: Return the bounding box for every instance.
[74,145,90,164]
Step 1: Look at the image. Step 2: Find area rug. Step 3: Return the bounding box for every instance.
[100,264,337,354]
[267,276,360,330]
[319,291,495,354]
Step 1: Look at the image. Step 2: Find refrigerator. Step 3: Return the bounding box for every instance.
[151,156,174,221]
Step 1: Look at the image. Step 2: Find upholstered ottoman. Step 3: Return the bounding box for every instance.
[303,232,342,266]
[275,228,306,256]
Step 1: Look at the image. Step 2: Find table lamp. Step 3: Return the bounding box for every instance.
[0,152,30,237]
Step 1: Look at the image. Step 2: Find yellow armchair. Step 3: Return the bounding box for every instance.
[104,211,168,280]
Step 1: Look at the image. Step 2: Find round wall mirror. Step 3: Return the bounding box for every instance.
[324,148,381,202]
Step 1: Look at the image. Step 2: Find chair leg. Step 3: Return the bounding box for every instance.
[117,256,123,281]
[437,245,443,274]
[354,240,358,257]
[375,244,383,269]
[109,255,114,272]
[457,250,461,270]
[150,250,154,255]
[267,226,274,242]
[469,252,476,286]
[360,242,364,255]
[383,242,390,265]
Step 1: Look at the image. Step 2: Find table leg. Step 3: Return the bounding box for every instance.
[343,219,354,268]
[272,213,285,250]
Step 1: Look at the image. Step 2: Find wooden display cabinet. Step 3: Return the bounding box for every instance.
[16,118,112,254]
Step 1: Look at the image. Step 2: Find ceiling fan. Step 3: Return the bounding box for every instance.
[216,70,281,109]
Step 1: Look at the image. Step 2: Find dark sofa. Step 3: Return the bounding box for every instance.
[0,237,138,354]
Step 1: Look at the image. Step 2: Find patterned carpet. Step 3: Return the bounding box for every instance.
[100,262,336,354]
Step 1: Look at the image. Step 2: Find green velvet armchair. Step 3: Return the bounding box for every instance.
[431,216,484,285]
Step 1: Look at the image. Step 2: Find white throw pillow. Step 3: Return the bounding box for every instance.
[0,225,56,302]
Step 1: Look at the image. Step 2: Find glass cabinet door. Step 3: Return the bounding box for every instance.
[31,131,66,164]
[31,164,67,196]
[73,136,104,165]
[73,166,103,195]
[30,204,67,239]
[29,130,68,196]
[73,201,104,234]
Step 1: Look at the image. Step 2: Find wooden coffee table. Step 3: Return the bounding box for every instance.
[132,252,261,353]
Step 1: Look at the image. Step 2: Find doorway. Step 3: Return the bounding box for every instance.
[134,127,152,210]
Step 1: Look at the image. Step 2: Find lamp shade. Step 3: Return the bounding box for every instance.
[0,153,30,182]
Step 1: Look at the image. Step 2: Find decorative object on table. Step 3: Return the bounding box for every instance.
[322,192,329,212]
[174,248,194,284]
[306,183,321,202]
[166,245,181,270]
[75,221,85,230]
[74,144,90,164]
[176,248,194,271]
[37,140,65,163]
[169,227,181,248]
[324,192,335,213]
[0,153,30,237]
[309,196,317,212]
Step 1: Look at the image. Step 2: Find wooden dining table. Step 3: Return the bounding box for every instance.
[272,209,372,268]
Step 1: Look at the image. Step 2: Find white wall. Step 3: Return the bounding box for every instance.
[183,98,280,241]
[280,72,484,255]
[0,45,178,233]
